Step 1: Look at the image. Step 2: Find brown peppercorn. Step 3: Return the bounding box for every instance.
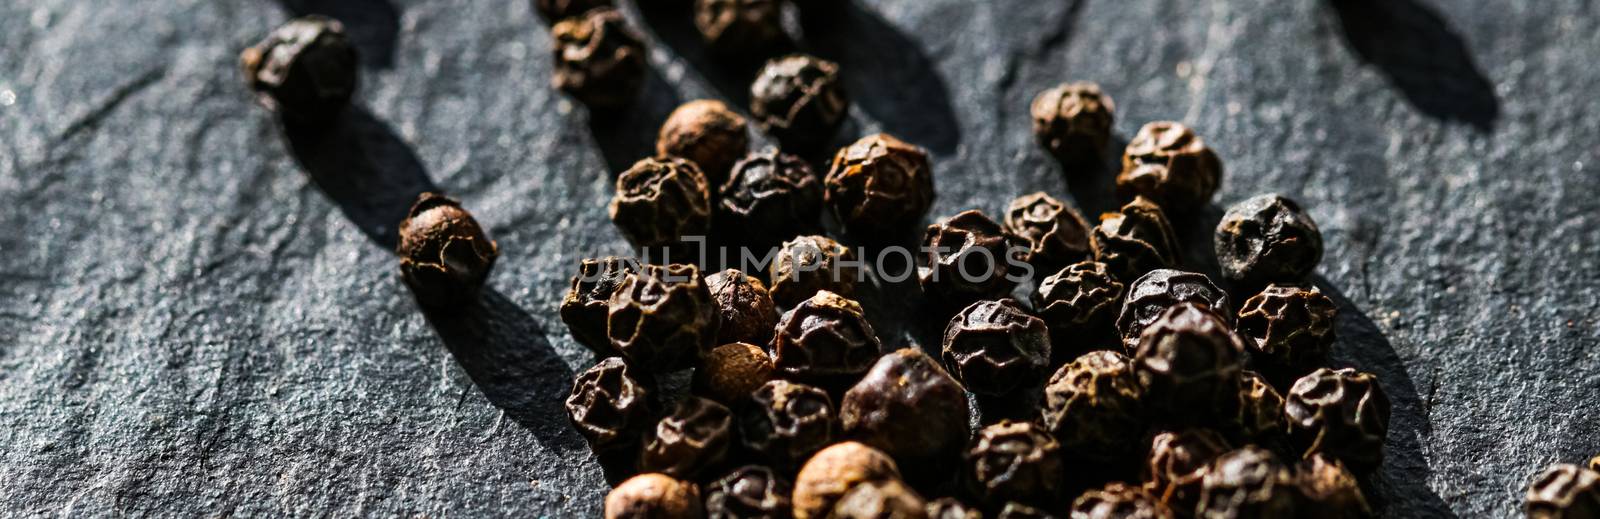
[240,16,358,124]
[1117,122,1222,213]
[1034,261,1126,361]
[1144,428,1230,516]
[841,348,971,469]
[1229,371,1287,446]
[1284,368,1390,472]
[995,502,1053,519]
[561,257,638,356]
[750,54,848,152]
[605,473,704,519]
[926,498,982,519]
[1091,196,1180,283]
[640,396,735,480]
[718,147,823,240]
[942,299,1052,396]
[1006,192,1093,273]
[1041,351,1147,469]
[793,441,902,519]
[1591,456,1600,473]
[1526,464,1600,519]
[1131,303,1245,426]
[772,291,882,388]
[396,193,500,308]
[1196,447,1297,518]
[658,99,751,186]
[552,8,646,110]
[566,357,656,454]
[1293,454,1373,519]
[706,269,780,346]
[741,379,837,472]
[607,263,719,372]
[831,478,928,519]
[1116,269,1231,352]
[1070,482,1175,519]
[609,156,713,251]
[694,342,775,405]
[967,420,1064,507]
[693,0,786,59]
[1031,82,1115,167]
[534,0,612,23]
[706,465,793,519]
[1214,194,1324,290]
[770,235,860,308]
[826,133,937,237]
[1236,284,1338,387]
[919,210,1030,307]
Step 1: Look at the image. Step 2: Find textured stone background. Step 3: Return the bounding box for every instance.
[2,0,1597,516]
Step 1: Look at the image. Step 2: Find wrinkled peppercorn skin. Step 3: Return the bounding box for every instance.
[1041,350,1147,469]
[396,193,500,308]
[831,478,928,519]
[240,16,358,124]
[695,342,775,405]
[1144,428,1230,516]
[927,498,982,519]
[1284,368,1390,472]
[919,210,1030,307]
[1197,447,1298,519]
[1117,122,1223,213]
[706,269,780,346]
[1236,284,1337,386]
[1031,82,1115,167]
[841,348,971,469]
[792,441,902,519]
[606,263,719,372]
[706,465,794,519]
[750,55,848,152]
[966,420,1064,507]
[740,379,837,472]
[1229,372,1287,446]
[1006,192,1093,274]
[605,473,704,519]
[1214,194,1324,290]
[657,100,750,187]
[1527,464,1600,519]
[1132,303,1245,426]
[535,0,612,23]
[639,396,734,480]
[942,299,1052,396]
[772,291,882,388]
[552,8,646,110]
[1034,261,1125,361]
[561,257,637,356]
[1091,197,1180,283]
[1117,269,1231,352]
[719,148,823,240]
[566,357,656,454]
[609,156,713,251]
[770,235,860,309]
[1294,454,1373,519]
[1070,482,1175,519]
[694,0,786,59]
[826,133,937,237]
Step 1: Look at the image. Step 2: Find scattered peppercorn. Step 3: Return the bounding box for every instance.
[741,379,837,472]
[396,193,500,308]
[706,269,780,346]
[694,342,775,405]
[1116,269,1231,352]
[607,263,719,372]
[240,16,358,124]
[1117,122,1222,213]
[1230,371,1287,446]
[706,465,794,519]
[770,235,860,308]
[566,357,657,454]
[1144,428,1231,516]
[942,299,1052,396]
[718,147,823,240]
[826,133,937,237]
[1131,303,1245,426]
[1293,453,1373,519]
[841,348,971,470]
[1214,194,1324,290]
[694,0,786,59]
[552,8,646,110]
[1041,350,1147,470]
[609,156,713,251]
[919,210,1030,306]
[1006,192,1093,274]
[750,54,848,152]
[927,498,982,519]
[658,99,750,187]
[831,478,928,519]
[639,396,734,480]
[1284,368,1390,472]
[605,473,704,519]
[967,420,1064,507]
[1031,82,1115,167]
[535,0,612,23]
[772,291,882,389]
[1034,261,1126,361]
[1070,482,1174,519]
[793,441,902,519]
[1091,196,1180,283]
[561,257,637,356]
[1526,464,1600,519]
[1236,284,1338,387]
[1196,446,1298,518]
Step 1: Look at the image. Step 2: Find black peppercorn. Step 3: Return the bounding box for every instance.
[605,473,704,519]
[927,498,982,519]
[1214,194,1323,290]
[694,0,786,59]
[1196,447,1297,518]
[996,502,1054,519]
[1144,428,1230,516]
[919,210,1030,307]
[1117,122,1222,213]
[535,0,612,23]
[658,99,751,186]
[750,54,848,152]
[1070,482,1174,519]
[793,441,902,519]
[1041,351,1147,470]
[396,193,500,308]
[741,379,837,472]
[1034,261,1126,361]
[966,420,1064,507]
[943,299,1052,396]
[706,269,780,346]
[551,8,646,110]
[1091,196,1180,284]
[1131,303,1245,426]
[640,396,734,480]
[609,156,713,251]
[240,16,358,124]
[1229,371,1287,447]
[831,478,928,519]
[1526,464,1600,519]
[566,357,657,454]
[607,263,719,372]
[841,348,971,470]
[695,342,775,405]
[826,133,937,237]
[561,256,637,356]
[1116,269,1230,352]
[1236,284,1338,387]
[1031,82,1115,167]
[1293,454,1373,519]
[706,465,794,519]
[772,291,882,389]
[718,147,823,241]
[1006,192,1093,274]
[1284,368,1390,472]
[770,235,860,308]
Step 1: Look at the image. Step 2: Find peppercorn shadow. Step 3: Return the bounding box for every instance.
[1325,0,1497,132]
[1066,132,1128,220]
[586,66,684,179]
[630,1,795,114]
[274,0,399,68]
[282,106,437,249]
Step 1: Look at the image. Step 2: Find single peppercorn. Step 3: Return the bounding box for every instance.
[942,299,1052,396]
[1214,194,1324,290]
[605,473,704,519]
[1293,454,1373,519]
[1034,261,1126,361]
[705,269,780,346]
[694,342,775,405]
[826,133,937,237]
[1230,371,1287,447]
[551,8,646,110]
[772,291,882,389]
[1041,350,1147,470]
[919,210,1030,307]
[1132,303,1245,426]
[1196,447,1298,518]
[750,54,848,152]
[561,257,638,357]
[741,379,838,472]
[240,16,358,124]
[534,0,612,23]
[1591,456,1600,473]
[609,156,713,251]
[1527,464,1600,519]
[1091,196,1180,283]
[1006,192,1093,274]
[1284,368,1391,472]
[1117,121,1223,213]
[718,147,823,240]
[1144,428,1231,516]
[770,235,860,308]
[607,263,719,372]
[927,498,982,519]
[395,193,500,308]
[706,465,794,519]
[1031,82,1115,167]
[694,0,786,59]
[1070,482,1174,519]
[792,441,902,519]
[658,99,750,187]
[566,357,656,454]
[1116,269,1231,352]
[966,420,1064,507]
[1236,284,1338,387]
[639,396,735,480]
[840,348,970,470]
[831,478,928,519]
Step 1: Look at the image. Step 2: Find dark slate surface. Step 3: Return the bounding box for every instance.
[2,0,1597,516]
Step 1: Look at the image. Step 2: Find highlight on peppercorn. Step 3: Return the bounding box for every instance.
[573,236,1035,286]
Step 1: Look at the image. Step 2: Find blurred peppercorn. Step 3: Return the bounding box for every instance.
[927,498,982,519]
[919,210,1030,307]
[1293,454,1373,519]
[772,291,882,389]
[551,8,646,110]
[609,156,713,251]
[1091,196,1180,283]
[1527,464,1600,519]
[1214,194,1323,291]
[706,465,793,519]
[706,269,779,346]
[1116,269,1231,352]
[1041,350,1147,471]
[1591,455,1600,473]
[751,55,848,152]
[694,0,786,59]
[1031,82,1115,167]
[841,348,971,470]
[1197,446,1297,518]
[1144,428,1230,516]
[826,133,936,237]
[831,478,928,519]
[607,263,719,372]
[657,99,750,187]
[640,396,734,480]
[741,379,837,472]
[942,299,1052,396]
[534,0,612,23]
[1006,192,1093,274]
[1117,121,1222,213]
[770,235,860,308]
[605,473,703,519]
[695,342,774,405]
[1284,368,1390,472]
[396,193,500,309]
[1132,303,1245,426]
[1236,284,1337,387]
[967,420,1064,507]
[996,502,1053,519]
[793,441,902,519]
[561,257,637,357]
[566,357,656,454]
[718,147,823,241]
[1070,482,1174,519]
[1034,261,1125,361]
[240,16,358,124]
